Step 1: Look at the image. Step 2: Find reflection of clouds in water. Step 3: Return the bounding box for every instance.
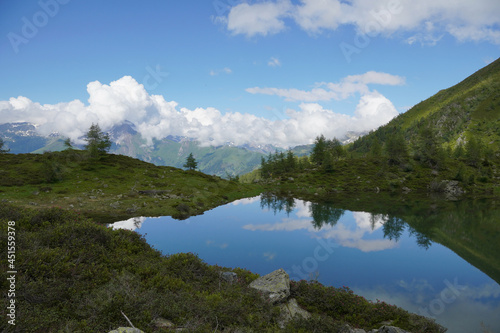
[109,217,147,231]
[206,240,229,249]
[336,237,396,252]
[352,212,385,232]
[243,217,315,232]
[295,200,311,218]
[462,282,500,299]
[354,281,500,333]
[263,252,276,261]
[231,196,261,206]
[243,207,397,252]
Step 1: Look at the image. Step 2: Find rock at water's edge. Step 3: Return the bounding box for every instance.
[249,268,290,304]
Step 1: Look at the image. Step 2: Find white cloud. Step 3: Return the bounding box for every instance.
[223,0,500,44]
[0,74,399,148]
[268,57,281,67]
[246,71,405,102]
[293,0,348,33]
[226,0,292,37]
[210,67,232,76]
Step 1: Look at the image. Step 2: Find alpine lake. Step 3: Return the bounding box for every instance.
[110,193,500,332]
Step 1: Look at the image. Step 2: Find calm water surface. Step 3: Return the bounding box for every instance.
[110,195,500,332]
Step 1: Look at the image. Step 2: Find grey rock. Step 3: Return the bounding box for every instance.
[377,326,410,333]
[278,298,311,328]
[126,206,138,214]
[441,180,465,200]
[339,324,366,333]
[152,317,175,328]
[138,190,169,196]
[110,202,120,209]
[108,328,144,333]
[221,271,238,284]
[249,268,290,304]
[402,186,411,193]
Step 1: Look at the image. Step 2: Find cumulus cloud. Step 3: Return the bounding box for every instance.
[0,74,399,148]
[222,0,500,44]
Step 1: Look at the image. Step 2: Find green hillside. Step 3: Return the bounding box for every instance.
[0,150,260,220]
[351,57,500,154]
[242,59,500,197]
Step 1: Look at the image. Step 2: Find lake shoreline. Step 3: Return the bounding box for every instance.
[0,203,448,332]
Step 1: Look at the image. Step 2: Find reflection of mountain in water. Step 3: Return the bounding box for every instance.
[260,193,500,285]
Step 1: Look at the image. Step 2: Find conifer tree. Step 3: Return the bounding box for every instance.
[184,153,198,171]
[465,136,483,167]
[369,137,382,158]
[385,131,408,165]
[311,135,327,166]
[0,138,10,153]
[84,123,111,158]
[285,150,296,172]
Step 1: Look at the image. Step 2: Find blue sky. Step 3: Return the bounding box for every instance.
[0,0,499,147]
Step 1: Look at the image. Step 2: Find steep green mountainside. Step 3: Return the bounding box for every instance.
[351,57,500,154]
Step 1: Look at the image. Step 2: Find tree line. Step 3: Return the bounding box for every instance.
[260,125,494,185]
[260,135,348,178]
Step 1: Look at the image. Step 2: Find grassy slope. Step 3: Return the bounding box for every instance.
[352,57,500,153]
[0,150,261,221]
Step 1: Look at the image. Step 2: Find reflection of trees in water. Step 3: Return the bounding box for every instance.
[367,213,433,249]
[309,203,345,229]
[260,193,434,250]
[381,216,406,242]
[261,193,500,283]
[260,192,295,216]
[379,214,432,249]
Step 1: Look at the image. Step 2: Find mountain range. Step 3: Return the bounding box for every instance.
[0,120,366,177]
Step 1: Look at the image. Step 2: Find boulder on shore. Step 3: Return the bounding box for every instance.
[249,268,290,304]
